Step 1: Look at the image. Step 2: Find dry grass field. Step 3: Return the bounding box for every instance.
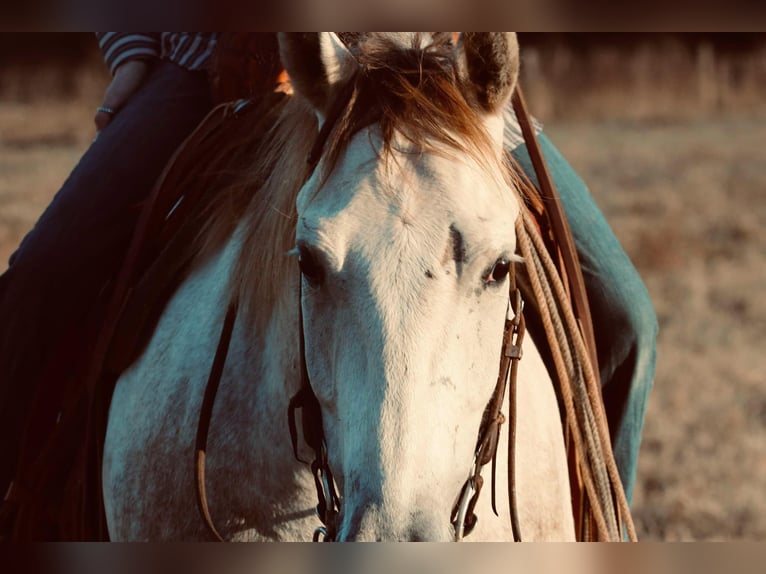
[546,118,766,541]
[0,39,764,541]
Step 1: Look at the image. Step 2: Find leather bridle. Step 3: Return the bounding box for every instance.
[288,267,526,543]
[450,274,526,542]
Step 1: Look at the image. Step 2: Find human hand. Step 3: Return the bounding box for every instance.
[94,60,150,132]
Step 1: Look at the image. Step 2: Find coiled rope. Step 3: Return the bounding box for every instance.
[514,206,637,542]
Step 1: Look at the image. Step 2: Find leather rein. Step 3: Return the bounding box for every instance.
[194,83,540,542]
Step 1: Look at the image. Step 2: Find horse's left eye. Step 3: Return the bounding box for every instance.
[485,258,511,285]
[298,246,325,287]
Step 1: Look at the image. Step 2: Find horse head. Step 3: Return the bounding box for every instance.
[281,32,522,541]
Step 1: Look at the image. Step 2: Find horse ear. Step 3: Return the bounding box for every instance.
[455,32,520,113]
[278,32,355,113]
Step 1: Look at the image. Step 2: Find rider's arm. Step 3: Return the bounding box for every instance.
[95,33,161,75]
[93,33,159,132]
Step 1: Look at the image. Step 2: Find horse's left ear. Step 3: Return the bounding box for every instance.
[278,33,355,114]
[455,32,519,114]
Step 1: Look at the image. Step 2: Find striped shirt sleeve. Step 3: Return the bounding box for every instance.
[96,33,161,75]
[160,33,218,72]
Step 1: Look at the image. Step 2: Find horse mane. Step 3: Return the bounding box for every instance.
[192,33,513,331]
[187,93,315,329]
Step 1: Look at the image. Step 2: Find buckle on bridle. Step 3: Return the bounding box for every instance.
[313,525,332,542]
[451,474,484,541]
[310,446,339,541]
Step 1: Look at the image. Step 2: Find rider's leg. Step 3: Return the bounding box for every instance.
[0,61,212,495]
[510,133,658,505]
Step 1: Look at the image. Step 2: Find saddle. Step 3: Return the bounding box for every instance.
[1,34,627,541]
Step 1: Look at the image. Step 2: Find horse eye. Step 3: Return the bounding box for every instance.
[486,258,511,285]
[298,246,324,286]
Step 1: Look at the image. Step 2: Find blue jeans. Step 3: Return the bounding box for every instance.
[511,134,658,505]
[0,61,213,494]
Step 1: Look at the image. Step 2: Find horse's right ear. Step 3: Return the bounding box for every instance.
[278,33,355,114]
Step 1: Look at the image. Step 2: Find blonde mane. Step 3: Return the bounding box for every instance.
[193,33,515,331]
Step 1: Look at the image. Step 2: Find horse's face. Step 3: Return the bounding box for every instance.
[282,33,520,541]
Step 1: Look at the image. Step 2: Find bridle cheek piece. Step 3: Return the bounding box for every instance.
[450,281,526,542]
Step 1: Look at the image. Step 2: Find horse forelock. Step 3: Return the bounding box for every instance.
[317,33,510,185]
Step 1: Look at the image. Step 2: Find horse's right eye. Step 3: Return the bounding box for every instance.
[298,246,325,287]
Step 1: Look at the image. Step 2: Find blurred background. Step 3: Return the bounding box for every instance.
[0,33,764,540]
